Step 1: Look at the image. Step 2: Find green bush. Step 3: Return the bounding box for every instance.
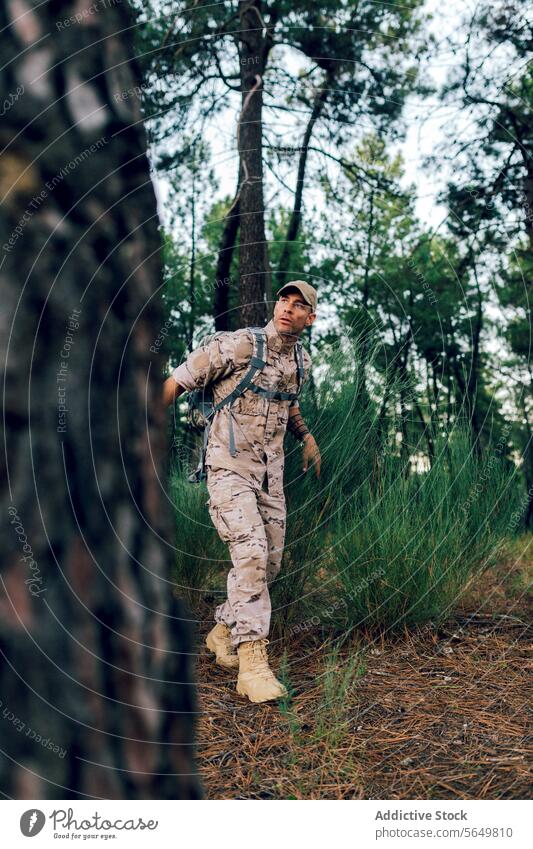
[328,432,516,630]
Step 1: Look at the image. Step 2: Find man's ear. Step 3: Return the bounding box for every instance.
[305,312,316,327]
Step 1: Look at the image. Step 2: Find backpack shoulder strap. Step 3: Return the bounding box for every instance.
[212,327,267,414]
[295,341,305,393]
[210,327,267,458]
[188,328,267,478]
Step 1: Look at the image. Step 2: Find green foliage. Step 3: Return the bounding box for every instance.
[169,472,227,605]
[276,650,300,735]
[313,643,366,746]
[273,344,520,632]
[135,1,429,157]
[332,432,516,629]
[169,347,520,631]
[437,6,533,528]
[161,193,241,367]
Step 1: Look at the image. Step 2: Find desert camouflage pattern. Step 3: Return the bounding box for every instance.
[172,318,312,644]
[172,319,311,497]
[207,468,286,645]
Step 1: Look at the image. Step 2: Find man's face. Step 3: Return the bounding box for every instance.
[273,290,316,338]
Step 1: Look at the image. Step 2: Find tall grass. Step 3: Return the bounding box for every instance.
[169,465,227,606]
[170,341,520,631]
[313,643,367,746]
[329,433,515,630]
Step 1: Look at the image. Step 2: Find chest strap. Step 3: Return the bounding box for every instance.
[246,382,298,401]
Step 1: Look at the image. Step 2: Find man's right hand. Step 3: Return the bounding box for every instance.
[302,434,321,478]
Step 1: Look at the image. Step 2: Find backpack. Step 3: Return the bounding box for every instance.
[185,327,304,483]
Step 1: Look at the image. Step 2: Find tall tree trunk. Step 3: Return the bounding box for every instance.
[188,164,196,350]
[517,388,533,531]
[0,1,200,799]
[237,0,269,326]
[466,266,484,452]
[396,329,412,475]
[414,401,435,465]
[276,80,329,287]
[214,174,241,331]
[523,166,533,250]
[355,187,375,401]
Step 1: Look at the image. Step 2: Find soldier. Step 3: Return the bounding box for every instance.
[163,282,321,703]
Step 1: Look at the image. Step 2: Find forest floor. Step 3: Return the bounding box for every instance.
[190,537,532,799]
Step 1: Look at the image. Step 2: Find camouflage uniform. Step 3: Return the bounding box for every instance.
[172,319,311,646]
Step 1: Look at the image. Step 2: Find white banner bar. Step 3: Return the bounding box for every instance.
[2,799,531,848]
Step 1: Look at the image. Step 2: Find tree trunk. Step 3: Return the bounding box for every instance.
[466,267,484,452]
[237,0,269,326]
[523,166,533,250]
[396,329,412,475]
[516,390,533,532]
[188,166,196,350]
[214,176,241,331]
[0,0,200,799]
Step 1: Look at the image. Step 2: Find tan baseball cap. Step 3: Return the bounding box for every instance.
[276,280,318,312]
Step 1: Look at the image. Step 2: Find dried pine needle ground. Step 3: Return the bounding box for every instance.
[188,551,532,799]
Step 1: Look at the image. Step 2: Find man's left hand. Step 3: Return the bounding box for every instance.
[302,434,321,478]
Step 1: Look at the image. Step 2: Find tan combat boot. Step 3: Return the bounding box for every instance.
[205,623,239,669]
[236,639,288,703]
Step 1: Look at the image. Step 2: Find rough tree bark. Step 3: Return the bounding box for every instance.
[0,0,200,799]
[214,171,240,332]
[237,0,271,327]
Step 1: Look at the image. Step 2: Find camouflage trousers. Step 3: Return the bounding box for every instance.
[206,467,286,647]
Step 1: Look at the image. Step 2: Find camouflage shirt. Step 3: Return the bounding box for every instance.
[171,319,312,495]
